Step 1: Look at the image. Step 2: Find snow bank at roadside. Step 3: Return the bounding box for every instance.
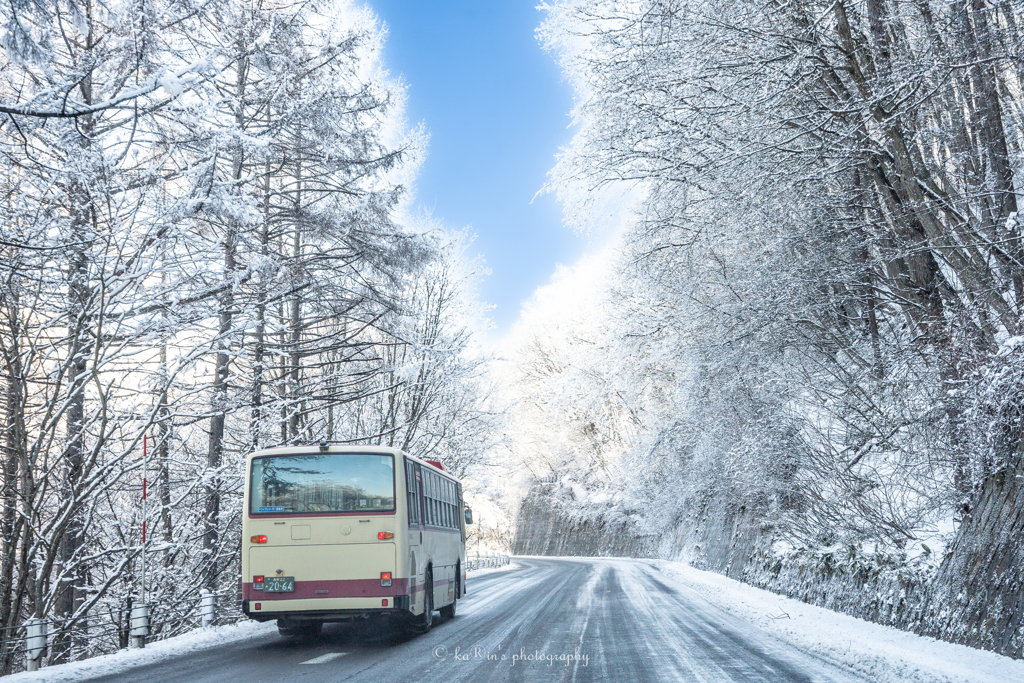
[4,620,277,683]
[10,565,516,682]
[649,559,1024,683]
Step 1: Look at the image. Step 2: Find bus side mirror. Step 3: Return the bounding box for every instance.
[464,508,473,525]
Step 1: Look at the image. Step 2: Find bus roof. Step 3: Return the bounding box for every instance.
[245,444,457,482]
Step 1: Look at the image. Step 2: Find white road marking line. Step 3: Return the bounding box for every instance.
[300,652,348,664]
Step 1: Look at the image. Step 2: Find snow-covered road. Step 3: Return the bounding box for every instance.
[55,557,872,683]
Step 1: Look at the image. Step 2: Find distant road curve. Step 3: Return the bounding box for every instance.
[86,557,864,682]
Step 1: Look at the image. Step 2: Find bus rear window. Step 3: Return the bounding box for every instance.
[250,453,395,515]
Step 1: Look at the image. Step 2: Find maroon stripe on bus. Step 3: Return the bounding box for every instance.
[242,574,458,599]
[405,576,450,593]
[243,578,409,601]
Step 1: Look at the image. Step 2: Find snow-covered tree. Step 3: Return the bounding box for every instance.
[0,0,499,672]
[527,0,1024,657]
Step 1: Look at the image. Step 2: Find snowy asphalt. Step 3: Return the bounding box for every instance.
[85,557,865,682]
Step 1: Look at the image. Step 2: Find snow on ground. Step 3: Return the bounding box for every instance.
[4,620,278,683]
[8,565,517,682]
[9,557,1022,683]
[649,558,1024,683]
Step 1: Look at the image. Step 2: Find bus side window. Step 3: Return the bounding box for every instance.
[437,480,442,526]
[433,475,440,527]
[405,460,419,526]
[423,472,429,527]
[437,478,444,528]
[442,480,448,528]
[426,472,434,526]
[415,463,421,525]
[434,475,441,527]
[452,484,457,528]
[442,481,449,528]
[436,475,442,524]
[457,483,464,532]
[419,467,426,526]
[446,481,453,528]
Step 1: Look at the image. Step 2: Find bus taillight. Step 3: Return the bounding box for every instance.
[380,572,392,586]
[377,531,394,540]
[250,535,267,544]
[253,576,264,589]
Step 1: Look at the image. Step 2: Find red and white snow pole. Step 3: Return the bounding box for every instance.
[142,433,147,605]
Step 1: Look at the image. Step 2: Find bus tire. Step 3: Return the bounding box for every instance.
[408,569,433,634]
[440,595,456,620]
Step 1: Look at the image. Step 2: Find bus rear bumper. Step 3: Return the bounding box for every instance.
[242,595,410,622]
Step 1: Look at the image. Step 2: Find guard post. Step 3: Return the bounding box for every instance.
[25,617,46,672]
[201,590,216,628]
[130,603,149,649]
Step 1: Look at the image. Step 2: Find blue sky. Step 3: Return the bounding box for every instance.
[370,1,586,336]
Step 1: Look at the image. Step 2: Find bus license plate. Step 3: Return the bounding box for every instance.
[264,576,294,593]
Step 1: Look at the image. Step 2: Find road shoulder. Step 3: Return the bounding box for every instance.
[4,621,277,683]
[646,558,1024,683]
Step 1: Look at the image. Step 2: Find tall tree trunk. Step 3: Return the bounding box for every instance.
[961,0,1021,302]
[157,342,173,550]
[920,444,1024,658]
[288,226,302,442]
[204,230,235,592]
[55,3,98,660]
[287,144,303,443]
[0,285,25,675]
[923,4,1024,632]
[250,116,272,452]
[55,206,91,663]
[279,298,288,444]
[204,53,248,591]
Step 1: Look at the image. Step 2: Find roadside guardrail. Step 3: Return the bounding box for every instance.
[0,591,233,676]
[466,555,511,571]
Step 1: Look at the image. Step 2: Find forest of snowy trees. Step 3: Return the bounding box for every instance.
[4,0,1024,673]
[0,0,498,672]
[508,0,1024,659]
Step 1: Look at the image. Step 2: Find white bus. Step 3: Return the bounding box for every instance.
[241,444,472,636]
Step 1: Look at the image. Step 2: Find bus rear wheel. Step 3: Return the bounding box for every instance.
[278,619,322,638]
[407,569,433,634]
[439,595,456,620]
